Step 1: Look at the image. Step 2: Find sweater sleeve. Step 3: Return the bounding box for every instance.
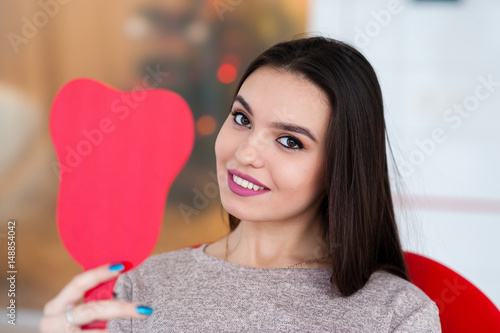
[390,296,442,333]
[106,272,134,333]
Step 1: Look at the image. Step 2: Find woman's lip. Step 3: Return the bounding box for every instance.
[228,168,269,189]
[227,171,269,197]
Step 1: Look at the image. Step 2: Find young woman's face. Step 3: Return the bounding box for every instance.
[215,66,331,224]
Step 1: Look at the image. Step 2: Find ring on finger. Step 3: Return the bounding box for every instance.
[66,305,76,325]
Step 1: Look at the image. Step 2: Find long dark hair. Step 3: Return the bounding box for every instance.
[226,36,408,297]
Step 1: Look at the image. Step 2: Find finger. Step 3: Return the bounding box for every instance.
[39,300,152,333]
[43,262,127,316]
[70,300,152,326]
[39,301,152,333]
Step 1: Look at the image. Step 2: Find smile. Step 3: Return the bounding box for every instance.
[227,169,270,197]
[232,174,265,191]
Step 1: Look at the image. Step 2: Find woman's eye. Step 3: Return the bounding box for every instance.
[230,110,303,151]
[277,136,304,150]
[231,111,251,127]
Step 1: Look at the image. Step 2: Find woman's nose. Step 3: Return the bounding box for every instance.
[235,131,269,167]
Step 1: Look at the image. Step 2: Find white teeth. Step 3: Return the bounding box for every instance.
[232,174,265,191]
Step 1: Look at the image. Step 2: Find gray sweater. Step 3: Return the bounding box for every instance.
[107,243,441,332]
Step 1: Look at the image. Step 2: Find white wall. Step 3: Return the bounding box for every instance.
[308,0,500,308]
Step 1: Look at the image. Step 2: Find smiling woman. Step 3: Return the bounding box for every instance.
[40,36,442,333]
[214,66,330,240]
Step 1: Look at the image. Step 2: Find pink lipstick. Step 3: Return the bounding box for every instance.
[227,169,270,197]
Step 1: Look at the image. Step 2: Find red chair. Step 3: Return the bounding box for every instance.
[405,252,500,332]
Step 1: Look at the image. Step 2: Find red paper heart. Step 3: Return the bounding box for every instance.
[49,78,194,329]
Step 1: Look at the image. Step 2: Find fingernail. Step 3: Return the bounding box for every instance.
[136,305,154,315]
[109,263,125,272]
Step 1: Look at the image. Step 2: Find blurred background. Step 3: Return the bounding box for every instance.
[0,0,498,331]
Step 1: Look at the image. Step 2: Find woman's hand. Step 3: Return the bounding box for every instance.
[39,262,153,332]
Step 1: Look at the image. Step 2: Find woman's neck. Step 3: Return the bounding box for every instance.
[224,216,330,269]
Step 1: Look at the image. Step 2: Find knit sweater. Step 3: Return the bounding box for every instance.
[107,243,441,332]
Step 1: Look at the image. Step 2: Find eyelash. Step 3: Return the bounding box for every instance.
[230,110,305,151]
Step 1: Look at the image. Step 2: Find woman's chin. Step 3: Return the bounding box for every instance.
[220,200,251,222]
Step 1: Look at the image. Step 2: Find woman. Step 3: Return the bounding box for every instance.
[40,36,441,332]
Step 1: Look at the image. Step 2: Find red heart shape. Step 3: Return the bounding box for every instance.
[49,78,194,328]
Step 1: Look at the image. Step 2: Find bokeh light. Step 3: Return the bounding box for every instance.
[217,63,237,84]
[196,115,217,136]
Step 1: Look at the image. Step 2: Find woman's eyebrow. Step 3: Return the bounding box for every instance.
[234,94,318,143]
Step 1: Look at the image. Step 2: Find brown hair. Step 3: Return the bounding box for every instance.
[226,36,408,296]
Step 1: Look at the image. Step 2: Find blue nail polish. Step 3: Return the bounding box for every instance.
[109,263,125,272]
[136,306,154,315]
